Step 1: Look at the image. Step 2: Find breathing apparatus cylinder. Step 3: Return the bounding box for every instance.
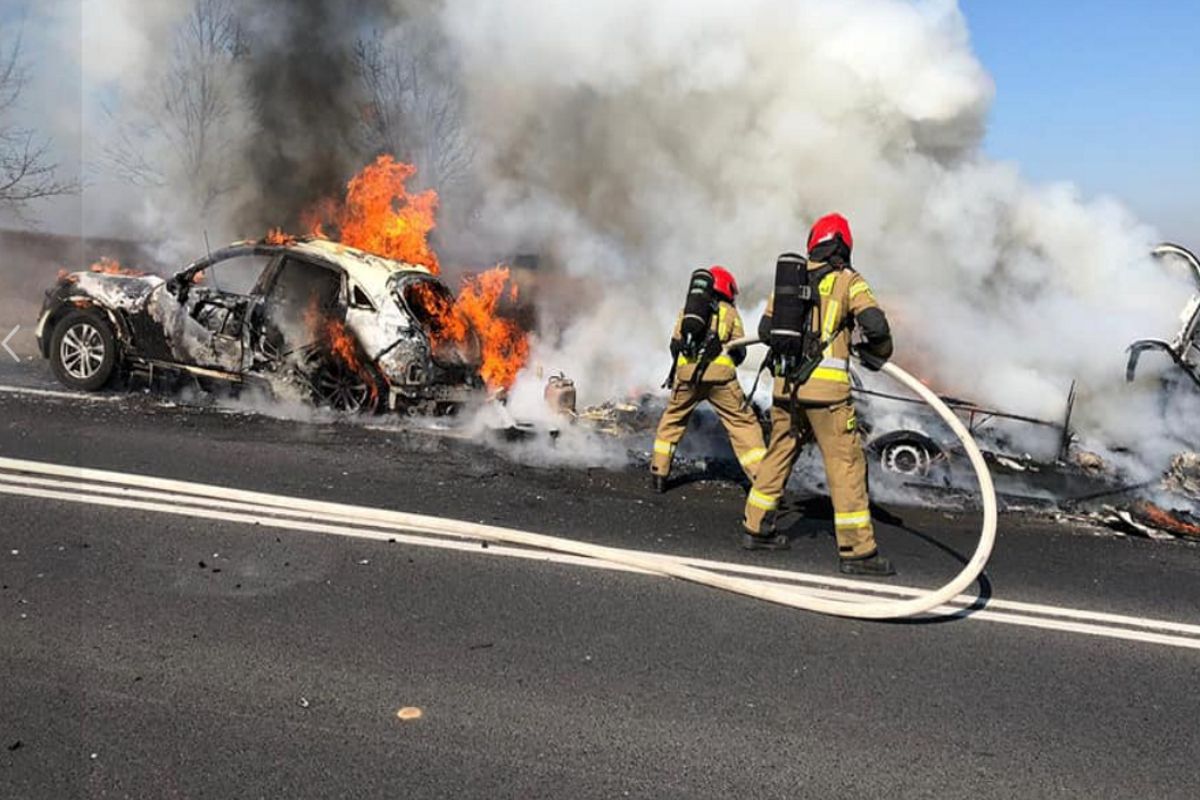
[678,268,716,358]
[768,253,819,384]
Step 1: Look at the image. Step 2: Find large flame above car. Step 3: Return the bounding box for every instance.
[273,156,529,392]
[304,155,440,274]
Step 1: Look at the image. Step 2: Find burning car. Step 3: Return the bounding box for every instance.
[1126,243,1200,389]
[35,237,484,414]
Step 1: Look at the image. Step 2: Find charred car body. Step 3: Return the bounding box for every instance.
[35,238,484,413]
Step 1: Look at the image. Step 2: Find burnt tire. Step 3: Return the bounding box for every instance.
[49,308,118,391]
[310,359,382,414]
[868,432,946,479]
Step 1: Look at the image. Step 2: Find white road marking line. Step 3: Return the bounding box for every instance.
[5,466,1199,638]
[2,473,1199,650]
[0,384,125,403]
[2,326,19,363]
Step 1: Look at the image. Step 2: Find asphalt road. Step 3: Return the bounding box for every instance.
[1,362,1198,799]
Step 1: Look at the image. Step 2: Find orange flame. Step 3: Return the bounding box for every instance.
[302,155,440,273]
[456,267,529,391]
[1134,501,1200,537]
[407,266,530,392]
[265,228,296,246]
[89,257,144,277]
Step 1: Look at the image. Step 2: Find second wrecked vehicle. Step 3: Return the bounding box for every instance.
[1126,243,1200,389]
[34,237,484,413]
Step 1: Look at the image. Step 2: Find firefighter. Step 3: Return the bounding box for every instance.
[651,266,767,493]
[742,213,896,576]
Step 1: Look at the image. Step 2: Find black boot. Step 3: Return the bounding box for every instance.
[838,551,896,576]
[652,475,667,494]
[741,531,790,551]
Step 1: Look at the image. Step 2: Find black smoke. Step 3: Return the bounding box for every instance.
[234,0,397,229]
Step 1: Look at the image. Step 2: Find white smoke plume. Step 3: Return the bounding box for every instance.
[20,0,1196,476]
[439,0,1195,471]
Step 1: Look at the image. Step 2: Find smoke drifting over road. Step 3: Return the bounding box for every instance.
[25,0,1198,473]
[438,0,1195,468]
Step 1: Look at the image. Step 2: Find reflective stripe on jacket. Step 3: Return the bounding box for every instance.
[673,301,744,384]
[764,264,881,404]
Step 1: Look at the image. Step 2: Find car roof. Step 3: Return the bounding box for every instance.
[285,239,433,296]
[197,237,437,299]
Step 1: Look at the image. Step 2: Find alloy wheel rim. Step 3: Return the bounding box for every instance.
[316,365,371,412]
[60,322,106,380]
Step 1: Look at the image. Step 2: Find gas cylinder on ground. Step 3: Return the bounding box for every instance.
[544,373,577,417]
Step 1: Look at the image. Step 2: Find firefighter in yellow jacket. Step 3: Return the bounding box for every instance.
[651,266,766,493]
[742,214,896,576]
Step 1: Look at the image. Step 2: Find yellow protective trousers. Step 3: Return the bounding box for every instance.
[651,379,766,482]
[742,400,877,558]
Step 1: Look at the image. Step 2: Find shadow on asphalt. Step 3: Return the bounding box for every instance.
[774,496,993,625]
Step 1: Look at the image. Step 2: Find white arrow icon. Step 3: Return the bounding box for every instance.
[2,326,18,362]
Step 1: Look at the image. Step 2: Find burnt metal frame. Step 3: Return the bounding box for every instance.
[852,378,1077,462]
[1126,243,1200,388]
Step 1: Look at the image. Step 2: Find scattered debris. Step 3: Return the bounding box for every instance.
[299,697,311,709]
[6,740,21,752]
[577,395,658,435]
[1128,500,1200,539]
[1164,452,1200,499]
[1087,506,1179,541]
[395,707,422,721]
[1072,450,1108,474]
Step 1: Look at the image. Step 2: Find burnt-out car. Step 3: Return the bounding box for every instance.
[34,237,484,413]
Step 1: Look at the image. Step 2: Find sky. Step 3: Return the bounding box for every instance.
[1,0,1198,249]
[960,0,1200,248]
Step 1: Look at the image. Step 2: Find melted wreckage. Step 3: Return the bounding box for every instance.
[35,237,484,414]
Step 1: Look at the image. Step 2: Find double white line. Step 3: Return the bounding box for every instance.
[1,455,1198,650]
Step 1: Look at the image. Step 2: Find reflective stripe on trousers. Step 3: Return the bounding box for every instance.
[739,447,767,467]
[835,510,871,529]
[747,488,778,511]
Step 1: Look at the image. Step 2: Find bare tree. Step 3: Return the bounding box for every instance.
[355,27,475,195]
[106,0,246,213]
[0,28,74,214]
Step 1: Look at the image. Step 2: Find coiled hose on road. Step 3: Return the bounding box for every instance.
[0,343,995,619]
[703,336,998,618]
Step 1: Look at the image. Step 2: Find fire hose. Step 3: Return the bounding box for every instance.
[0,339,994,620]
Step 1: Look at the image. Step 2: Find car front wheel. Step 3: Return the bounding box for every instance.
[49,308,118,391]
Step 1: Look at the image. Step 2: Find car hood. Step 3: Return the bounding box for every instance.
[66,271,165,313]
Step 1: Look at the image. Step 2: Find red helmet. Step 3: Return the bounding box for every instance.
[709,266,738,301]
[807,213,853,255]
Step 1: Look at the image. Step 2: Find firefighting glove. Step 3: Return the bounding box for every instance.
[852,344,887,372]
[669,338,683,359]
[702,335,722,361]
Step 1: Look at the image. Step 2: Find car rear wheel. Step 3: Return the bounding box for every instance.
[311,360,381,414]
[49,308,117,391]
